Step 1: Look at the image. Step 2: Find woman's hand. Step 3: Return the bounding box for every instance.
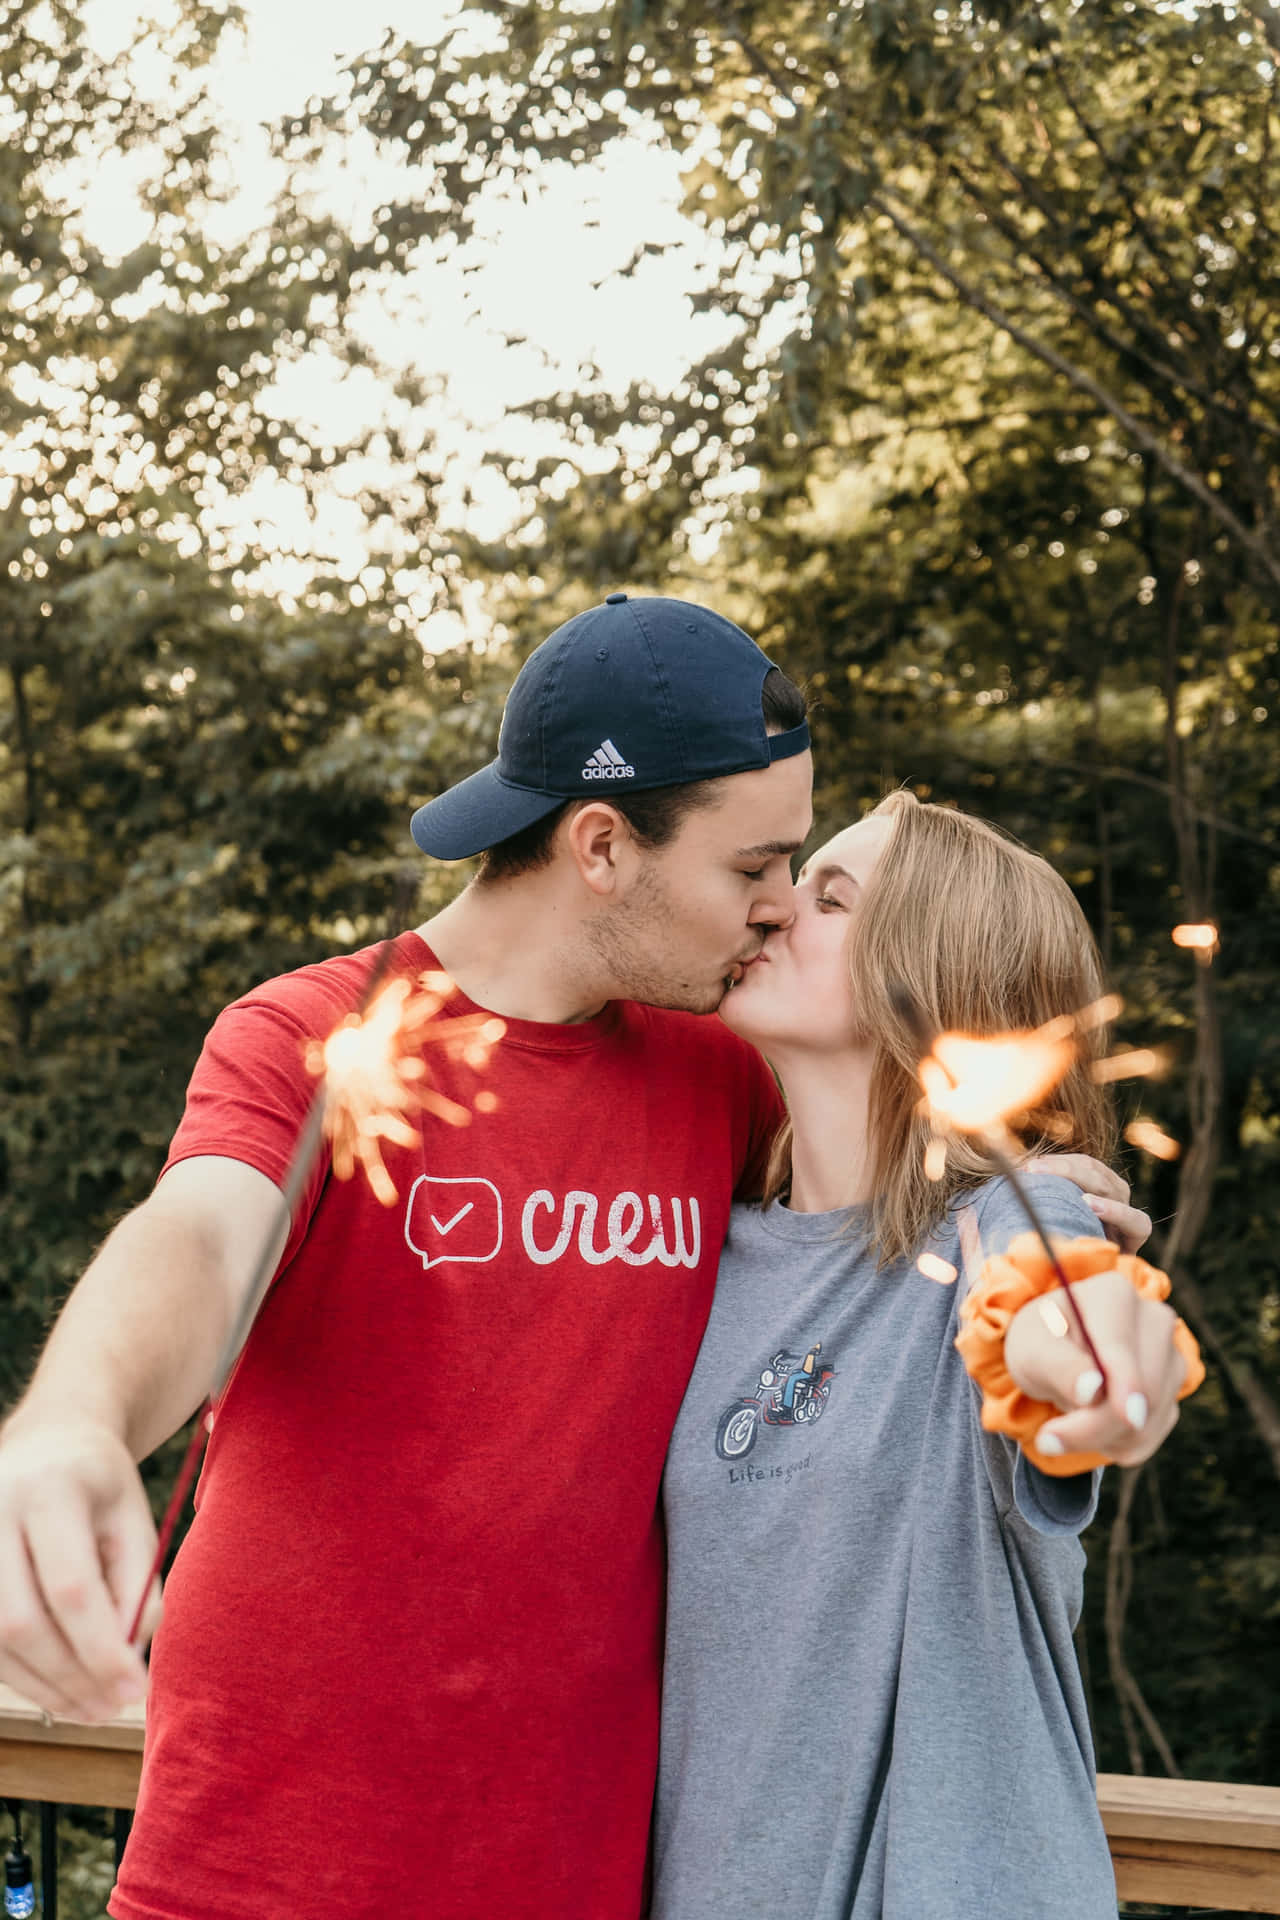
[1003,1268,1187,1467]
[1021,1152,1152,1255]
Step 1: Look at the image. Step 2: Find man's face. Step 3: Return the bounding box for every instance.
[586,750,814,1014]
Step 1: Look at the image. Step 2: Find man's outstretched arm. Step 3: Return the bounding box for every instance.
[0,1155,288,1720]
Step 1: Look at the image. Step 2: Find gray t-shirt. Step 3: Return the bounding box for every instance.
[653,1175,1116,1920]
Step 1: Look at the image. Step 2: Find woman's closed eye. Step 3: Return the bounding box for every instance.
[815,892,845,911]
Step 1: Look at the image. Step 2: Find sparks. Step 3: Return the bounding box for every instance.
[1124,1119,1181,1162]
[955,1205,984,1292]
[919,1021,1079,1136]
[1174,921,1220,960]
[924,1136,949,1182]
[305,971,506,1206]
[1089,1046,1167,1086]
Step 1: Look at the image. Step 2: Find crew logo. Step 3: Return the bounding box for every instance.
[582,738,635,780]
[522,1189,701,1268]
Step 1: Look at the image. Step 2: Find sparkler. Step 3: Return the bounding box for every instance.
[126,946,504,1644]
[305,972,506,1205]
[890,984,1114,1388]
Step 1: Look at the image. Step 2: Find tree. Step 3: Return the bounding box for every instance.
[0,0,502,1395]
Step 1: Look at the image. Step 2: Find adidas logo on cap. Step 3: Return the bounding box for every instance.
[582,739,635,780]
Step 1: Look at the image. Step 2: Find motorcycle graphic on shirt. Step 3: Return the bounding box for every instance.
[714,1342,835,1460]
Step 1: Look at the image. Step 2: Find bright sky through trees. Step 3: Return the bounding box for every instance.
[75,0,732,618]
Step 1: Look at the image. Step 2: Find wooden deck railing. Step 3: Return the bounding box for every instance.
[1098,1770,1280,1913]
[0,1687,144,1809]
[3,1687,1279,1912]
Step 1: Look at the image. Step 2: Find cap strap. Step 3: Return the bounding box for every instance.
[766,719,811,763]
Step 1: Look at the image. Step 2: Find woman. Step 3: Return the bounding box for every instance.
[651,791,1193,1920]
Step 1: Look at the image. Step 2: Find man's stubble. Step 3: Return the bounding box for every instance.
[582,863,728,1016]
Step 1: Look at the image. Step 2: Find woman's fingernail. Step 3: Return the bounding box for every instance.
[1074,1368,1104,1405]
[1036,1432,1065,1456]
[1085,1195,1104,1210]
[1126,1392,1149,1431]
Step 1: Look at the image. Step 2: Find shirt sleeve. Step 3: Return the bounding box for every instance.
[161,989,333,1275]
[967,1173,1110,1537]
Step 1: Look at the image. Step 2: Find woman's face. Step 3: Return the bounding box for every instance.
[718,813,895,1053]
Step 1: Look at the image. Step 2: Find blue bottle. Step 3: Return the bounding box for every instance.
[3,1835,34,1920]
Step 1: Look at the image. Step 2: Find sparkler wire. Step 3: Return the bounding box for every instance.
[967,1133,1110,1388]
[126,934,401,1646]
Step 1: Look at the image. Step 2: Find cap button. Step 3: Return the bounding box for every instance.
[605,591,627,605]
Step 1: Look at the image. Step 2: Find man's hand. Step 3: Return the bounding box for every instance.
[0,1417,158,1720]
[0,1157,289,1722]
[1022,1152,1152,1255]
[1003,1269,1187,1467]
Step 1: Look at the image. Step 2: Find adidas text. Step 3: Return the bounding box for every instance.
[582,738,635,780]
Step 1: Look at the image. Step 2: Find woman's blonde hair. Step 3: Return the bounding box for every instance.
[762,790,1117,1263]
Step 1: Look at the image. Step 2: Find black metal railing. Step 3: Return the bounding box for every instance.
[4,1800,133,1920]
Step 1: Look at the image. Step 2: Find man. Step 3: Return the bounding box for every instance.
[0,593,1145,1918]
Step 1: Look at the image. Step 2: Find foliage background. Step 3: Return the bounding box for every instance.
[2,0,1278,1908]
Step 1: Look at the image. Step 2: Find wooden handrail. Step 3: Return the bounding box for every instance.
[1099,1771,1280,1913]
[0,1684,144,1808]
[1,1689,1278,1909]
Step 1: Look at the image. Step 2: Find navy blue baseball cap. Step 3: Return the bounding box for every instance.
[410,592,810,860]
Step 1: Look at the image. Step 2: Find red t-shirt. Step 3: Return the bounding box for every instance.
[110,934,782,1920]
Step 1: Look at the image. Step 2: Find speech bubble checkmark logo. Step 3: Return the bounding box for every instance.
[404,1177,502,1270]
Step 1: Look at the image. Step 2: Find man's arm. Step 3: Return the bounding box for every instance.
[1022,1151,1152,1254]
[0,1156,288,1720]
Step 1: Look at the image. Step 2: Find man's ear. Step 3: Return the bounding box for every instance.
[564,802,637,896]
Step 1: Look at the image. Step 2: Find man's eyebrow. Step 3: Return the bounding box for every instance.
[736,839,806,859]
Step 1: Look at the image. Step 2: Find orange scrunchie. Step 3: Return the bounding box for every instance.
[954,1233,1205,1477]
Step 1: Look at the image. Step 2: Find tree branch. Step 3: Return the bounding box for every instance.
[951,153,1280,457]
[866,187,1280,592]
[1044,46,1214,347]
[1105,1467,1183,1776]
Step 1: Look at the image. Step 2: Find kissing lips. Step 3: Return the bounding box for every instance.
[725,952,767,990]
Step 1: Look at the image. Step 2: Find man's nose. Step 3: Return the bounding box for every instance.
[752,873,797,931]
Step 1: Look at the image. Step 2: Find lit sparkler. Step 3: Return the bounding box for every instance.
[306,972,506,1205]
[918,1021,1079,1135]
[127,950,503,1643]
[890,985,1117,1387]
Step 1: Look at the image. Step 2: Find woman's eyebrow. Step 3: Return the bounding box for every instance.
[801,861,859,889]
